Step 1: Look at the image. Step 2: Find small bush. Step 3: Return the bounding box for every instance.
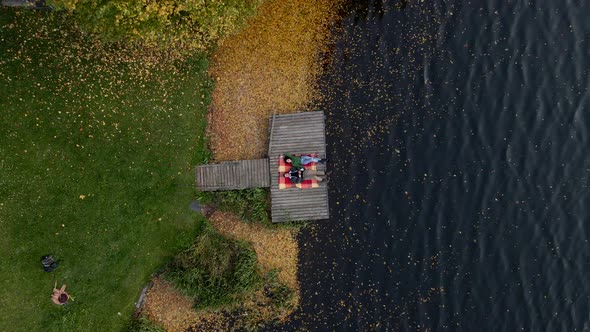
[165,226,260,309]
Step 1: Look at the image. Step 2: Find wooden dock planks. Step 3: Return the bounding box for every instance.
[268,111,329,222]
[195,111,329,222]
[196,158,270,191]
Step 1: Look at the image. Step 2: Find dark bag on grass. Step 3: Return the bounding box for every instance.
[41,255,58,272]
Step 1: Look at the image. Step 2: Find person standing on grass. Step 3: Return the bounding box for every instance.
[283,153,327,169]
[51,282,70,305]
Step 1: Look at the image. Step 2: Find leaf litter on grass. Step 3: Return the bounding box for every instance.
[0,8,212,332]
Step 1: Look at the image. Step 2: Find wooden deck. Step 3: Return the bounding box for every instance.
[194,111,329,222]
[195,159,270,191]
[268,111,329,222]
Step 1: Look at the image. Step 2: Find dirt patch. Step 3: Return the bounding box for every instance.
[207,0,345,161]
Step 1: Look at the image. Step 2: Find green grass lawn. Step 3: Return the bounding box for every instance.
[0,9,212,331]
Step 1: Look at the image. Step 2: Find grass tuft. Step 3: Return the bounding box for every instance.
[263,270,293,309]
[165,225,261,309]
[199,188,270,224]
[126,316,165,332]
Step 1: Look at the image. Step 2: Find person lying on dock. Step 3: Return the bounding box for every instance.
[284,167,326,183]
[283,153,327,169]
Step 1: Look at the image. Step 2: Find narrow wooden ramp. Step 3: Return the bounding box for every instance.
[196,159,270,191]
[268,111,329,222]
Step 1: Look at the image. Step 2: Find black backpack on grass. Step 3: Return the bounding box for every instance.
[41,255,58,272]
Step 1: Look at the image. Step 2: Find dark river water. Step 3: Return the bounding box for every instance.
[283,0,590,331]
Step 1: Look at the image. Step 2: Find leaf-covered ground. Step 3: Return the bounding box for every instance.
[0,9,211,331]
[207,0,345,161]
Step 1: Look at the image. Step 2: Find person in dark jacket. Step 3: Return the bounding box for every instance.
[284,167,326,182]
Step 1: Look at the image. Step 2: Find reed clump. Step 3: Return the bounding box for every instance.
[165,225,261,309]
[199,188,271,224]
[208,211,299,294]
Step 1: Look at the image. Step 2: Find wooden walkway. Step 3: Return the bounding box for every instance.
[268,111,329,222]
[195,159,270,191]
[195,111,329,223]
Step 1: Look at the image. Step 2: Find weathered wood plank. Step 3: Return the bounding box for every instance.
[272,210,329,218]
[196,158,270,191]
[272,128,325,134]
[270,197,327,203]
[271,212,329,221]
[272,194,328,200]
[272,113,323,119]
